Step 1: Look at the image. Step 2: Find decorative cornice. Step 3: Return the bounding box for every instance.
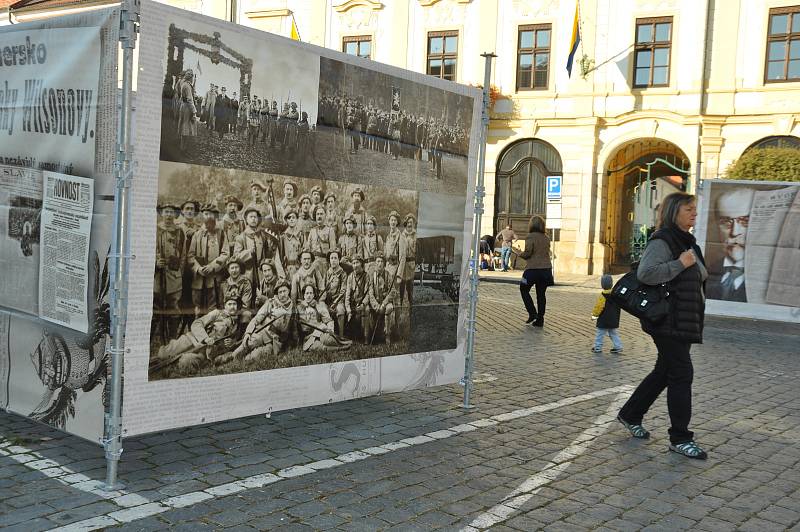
[418,0,471,6]
[244,8,292,19]
[334,0,384,12]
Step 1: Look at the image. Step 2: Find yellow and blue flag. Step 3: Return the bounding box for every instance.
[566,2,581,76]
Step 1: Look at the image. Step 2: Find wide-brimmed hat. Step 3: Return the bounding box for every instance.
[223,195,243,210]
[200,203,219,214]
[157,202,180,214]
[180,199,200,212]
[243,207,263,220]
[249,178,267,191]
[351,187,366,202]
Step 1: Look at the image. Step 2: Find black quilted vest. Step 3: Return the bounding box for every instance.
[640,228,706,344]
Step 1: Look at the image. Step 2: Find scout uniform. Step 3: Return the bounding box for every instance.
[187,204,230,316]
[306,215,336,278]
[400,213,417,306]
[233,208,284,304]
[291,260,324,303]
[321,253,348,334]
[296,287,349,352]
[221,195,245,255]
[337,215,361,271]
[360,215,384,275]
[344,259,370,341]
[154,204,186,338]
[384,211,407,286]
[367,253,397,344]
[155,297,240,370]
[344,188,368,235]
[277,180,299,223]
[227,282,295,363]
[221,267,253,312]
[281,212,305,280]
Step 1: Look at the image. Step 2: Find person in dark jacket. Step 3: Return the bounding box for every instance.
[617,192,709,460]
[517,215,553,327]
[591,274,622,353]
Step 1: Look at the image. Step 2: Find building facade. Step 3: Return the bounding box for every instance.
[5,0,799,274]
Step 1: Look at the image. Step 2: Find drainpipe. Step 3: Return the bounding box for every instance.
[694,0,712,192]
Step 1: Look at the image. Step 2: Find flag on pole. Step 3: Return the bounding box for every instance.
[566,1,581,76]
[290,14,301,41]
[196,59,202,76]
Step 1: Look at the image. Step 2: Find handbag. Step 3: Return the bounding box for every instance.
[605,267,670,323]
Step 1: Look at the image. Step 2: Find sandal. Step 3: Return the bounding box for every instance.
[617,415,650,439]
[669,441,708,460]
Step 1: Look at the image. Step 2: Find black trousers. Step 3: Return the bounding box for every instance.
[519,268,550,319]
[618,336,694,444]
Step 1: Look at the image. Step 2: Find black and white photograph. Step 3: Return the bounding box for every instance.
[159,18,320,177]
[316,57,473,195]
[409,192,466,354]
[149,161,423,380]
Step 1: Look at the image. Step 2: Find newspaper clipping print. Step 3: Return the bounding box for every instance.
[39,171,94,332]
[698,180,800,321]
[0,8,120,442]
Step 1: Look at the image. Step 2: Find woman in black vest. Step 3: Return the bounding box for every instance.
[617,192,709,459]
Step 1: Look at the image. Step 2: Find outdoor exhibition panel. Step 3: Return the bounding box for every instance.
[0,7,122,443]
[695,179,800,323]
[120,1,482,437]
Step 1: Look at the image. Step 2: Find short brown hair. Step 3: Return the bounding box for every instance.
[657,192,695,230]
[528,215,546,233]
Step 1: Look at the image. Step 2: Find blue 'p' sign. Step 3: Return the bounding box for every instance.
[546,176,562,201]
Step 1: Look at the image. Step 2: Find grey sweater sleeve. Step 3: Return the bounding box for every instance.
[637,239,685,285]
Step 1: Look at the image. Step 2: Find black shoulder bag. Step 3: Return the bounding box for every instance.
[604,262,670,323]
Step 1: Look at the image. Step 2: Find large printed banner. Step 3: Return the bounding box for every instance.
[0,8,120,442]
[124,0,480,436]
[696,179,800,323]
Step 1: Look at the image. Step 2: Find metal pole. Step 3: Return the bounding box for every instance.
[103,0,139,490]
[462,52,495,409]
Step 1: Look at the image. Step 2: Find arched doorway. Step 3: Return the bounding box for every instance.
[603,139,690,272]
[744,135,800,151]
[494,138,563,236]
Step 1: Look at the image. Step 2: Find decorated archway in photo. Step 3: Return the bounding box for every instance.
[163,24,253,100]
[603,138,690,272]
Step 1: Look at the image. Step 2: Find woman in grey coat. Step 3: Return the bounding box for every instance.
[517,215,553,327]
[617,192,709,460]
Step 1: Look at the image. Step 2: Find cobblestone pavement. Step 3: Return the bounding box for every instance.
[1,283,799,531]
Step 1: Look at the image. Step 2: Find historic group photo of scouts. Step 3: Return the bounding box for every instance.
[315,57,473,194]
[149,165,419,380]
[158,20,321,178]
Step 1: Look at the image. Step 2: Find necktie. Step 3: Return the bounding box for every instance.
[720,266,744,300]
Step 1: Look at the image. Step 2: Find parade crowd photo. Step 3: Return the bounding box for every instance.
[149,170,419,380]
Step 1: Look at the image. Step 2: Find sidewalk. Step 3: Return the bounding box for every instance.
[479,268,616,289]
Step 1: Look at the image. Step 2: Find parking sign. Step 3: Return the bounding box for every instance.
[546,175,562,202]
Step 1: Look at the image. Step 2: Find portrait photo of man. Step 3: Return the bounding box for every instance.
[705,187,754,302]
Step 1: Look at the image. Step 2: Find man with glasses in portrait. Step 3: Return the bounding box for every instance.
[706,188,754,302]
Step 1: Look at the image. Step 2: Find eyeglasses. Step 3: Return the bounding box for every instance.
[717,215,749,229]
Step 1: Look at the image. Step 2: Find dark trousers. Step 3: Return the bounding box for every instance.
[519,268,549,319]
[618,336,694,444]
